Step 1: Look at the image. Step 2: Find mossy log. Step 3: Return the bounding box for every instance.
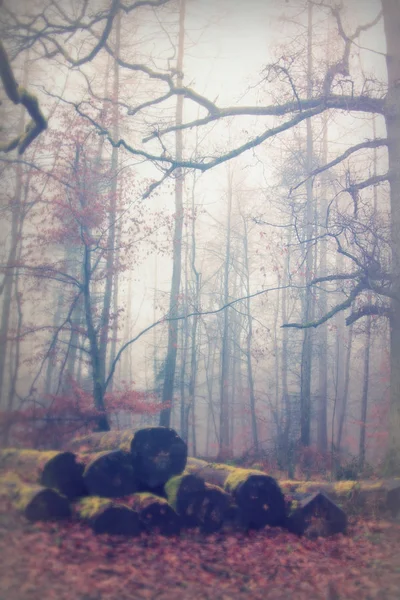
[67,427,187,488]
[280,478,400,517]
[0,475,71,521]
[285,491,347,538]
[77,450,139,498]
[164,473,206,527]
[186,458,286,529]
[129,493,180,535]
[74,496,141,536]
[0,448,86,500]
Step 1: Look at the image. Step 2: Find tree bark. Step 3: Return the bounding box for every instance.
[300,0,315,448]
[317,112,328,453]
[186,457,285,529]
[0,449,85,500]
[218,168,233,460]
[0,476,71,521]
[382,0,400,473]
[160,0,186,427]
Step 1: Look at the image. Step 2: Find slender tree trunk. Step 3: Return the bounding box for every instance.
[160,0,186,426]
[108,12,122,390]
[300,0,314,448]
[336,325,353,452]
[317,112,328,453]
[0,60,28,407]
[359,319,371,470]
[242,219,258,454]
[218,169,233,460]
[188,177,200,456]
[99,10,121,392]
[382,0,400,473]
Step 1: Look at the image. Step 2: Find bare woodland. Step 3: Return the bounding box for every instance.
[0,0,399,478]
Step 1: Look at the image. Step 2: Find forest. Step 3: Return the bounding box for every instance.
[0,1,400,599]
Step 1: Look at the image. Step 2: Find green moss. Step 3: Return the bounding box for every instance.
[75,497,113,519]
[165,474,185,510]
[224,468,266,493]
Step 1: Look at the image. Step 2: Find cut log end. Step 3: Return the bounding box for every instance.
[94,506,141,536]
[25,488,71,522]
[0,449,86,500]
[0,476,71,522]
[198,484,230,534]
[130,427,187,488]
[75,497,141,536]
[285,492,347,538]
[234,474,286,529]
[78,450,138,498]
[42,451,86,500]
[130,493,180,536]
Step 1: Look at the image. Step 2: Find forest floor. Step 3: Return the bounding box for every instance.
[0,511,399,600]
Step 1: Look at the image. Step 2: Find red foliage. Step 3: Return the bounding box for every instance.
[0,377,165,449]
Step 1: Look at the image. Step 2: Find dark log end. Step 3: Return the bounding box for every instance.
[285,492,347,538]
[94,505,141,536]
[42,452,86,500]
[130,427,187,488]
[80,450,138,498]
[198,483,230,534]
[25,488,71,522]
[386,480,400,517]
[235,474,286,529]
[132,494,180,536]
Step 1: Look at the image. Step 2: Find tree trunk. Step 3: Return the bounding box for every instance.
[359,318,371,471]
[317,112,328,453]
[218,168,233,460]
[159,0,186,427]
[382,0,400,473]
[336,325,353,452]
[0,75,27,411]
[242,218,258,453]
[300,0,315,448]
[99,10,121,393]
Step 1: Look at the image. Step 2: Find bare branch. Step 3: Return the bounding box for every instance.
[0,41,47,154]
[282,282,365,329]
[105,283,293,391]
[346,304,391,326]
[291,138,387,192]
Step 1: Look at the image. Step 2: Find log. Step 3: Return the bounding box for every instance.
[197,483,230,534]
[186,458,286,529]
[285,491,347,538]
[77,450,139,498]
[164,473,206,527]
[280,478,400,518]
[0,475,71,521]
[129,493,180,535]
[74,497,141,536]
[66,427,187,488]
[0,448,86,500]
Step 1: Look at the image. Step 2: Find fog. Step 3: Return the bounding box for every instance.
[0,0,395,478]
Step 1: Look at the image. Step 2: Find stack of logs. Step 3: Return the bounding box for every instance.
[0,427,399,538]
